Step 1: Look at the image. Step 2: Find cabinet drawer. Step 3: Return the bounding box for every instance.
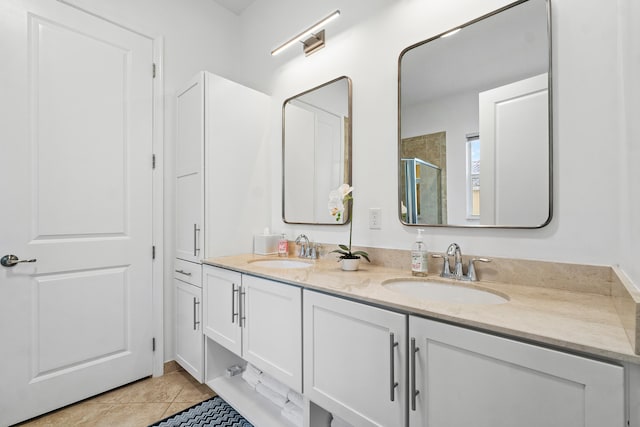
[174,258,202,287]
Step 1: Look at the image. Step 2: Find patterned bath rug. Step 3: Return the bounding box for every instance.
[150,396,254,427]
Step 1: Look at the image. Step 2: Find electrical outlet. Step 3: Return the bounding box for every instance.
[369,208,382,229]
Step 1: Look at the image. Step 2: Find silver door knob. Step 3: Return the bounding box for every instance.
[1,254,37,267]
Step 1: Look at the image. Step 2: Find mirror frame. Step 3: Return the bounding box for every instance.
[397,0,553,229]
[282,76,353,225]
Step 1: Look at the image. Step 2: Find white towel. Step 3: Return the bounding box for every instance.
[256,383,287,408]
[286,389,304,409]
[241,366,261,389]
[259,372,290,398]
[331,414,353,427]
[281,402,303,427]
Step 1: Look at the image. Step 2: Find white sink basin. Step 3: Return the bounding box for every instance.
[248,259,313,269]
[383,279,508,305]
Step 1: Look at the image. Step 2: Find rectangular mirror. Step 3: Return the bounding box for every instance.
[283,76,352,224]
[398,0,552,228]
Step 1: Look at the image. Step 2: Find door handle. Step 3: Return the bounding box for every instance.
[411,337,420,411]
[389,332,399,402]
[239,286,246,328]
[1,254,37,268]
[193,298,200,330]
[193,224,200,256]
[231,283,239,324]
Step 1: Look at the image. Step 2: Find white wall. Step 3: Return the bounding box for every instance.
[62,0,243,361]
[619,0,640,287]
[237,0,629,276]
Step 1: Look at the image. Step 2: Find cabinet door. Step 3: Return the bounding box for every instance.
[409,316,624,427]
[175,73,204,262]
[203,266,242,355]
[242,275,302,392]
[175,279,204,382]
[303,290,406,427]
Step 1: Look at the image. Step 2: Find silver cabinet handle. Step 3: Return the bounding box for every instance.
[239,286,246,328]
[193,298,200,330]
[231,283,239,324]
[411,337,420,411]
[1,254,37,268]
[175,269,192,276]
[193,224,201,256]
[389,332,399,401]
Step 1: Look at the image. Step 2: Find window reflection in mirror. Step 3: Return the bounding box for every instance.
[398,0,551,228]
[283,76,352,225]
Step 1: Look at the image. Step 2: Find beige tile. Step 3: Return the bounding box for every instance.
[173,381,215,403]
[18,403,115,427]
[16,368,212,426]
[91,403,170,427]
[92,371,193,404]
[163,360,183,374]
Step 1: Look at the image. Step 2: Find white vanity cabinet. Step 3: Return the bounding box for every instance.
[303,290,407,427]
[408,316,625,427]
[202,266,242,354]
[203,265,302,391]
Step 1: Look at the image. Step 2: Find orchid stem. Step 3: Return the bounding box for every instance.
[348,198,353,254]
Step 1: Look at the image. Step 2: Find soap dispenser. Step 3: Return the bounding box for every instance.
[411,229,428,277]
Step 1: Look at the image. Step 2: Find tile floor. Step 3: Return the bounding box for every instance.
[16,362,215,427]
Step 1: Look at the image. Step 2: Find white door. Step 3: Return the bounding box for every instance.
[242,275,302,392]
[303,290,406,427]
[0,1,154,425]
[479,73,549,226]
[409,316,624,427]
[202,266,242,355]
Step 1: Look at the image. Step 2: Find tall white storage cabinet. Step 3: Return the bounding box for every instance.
[174,72,270,381]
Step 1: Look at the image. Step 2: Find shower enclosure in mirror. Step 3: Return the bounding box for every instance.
[283,76,352,224]
[398,0,552,228]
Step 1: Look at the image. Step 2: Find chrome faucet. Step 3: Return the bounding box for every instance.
[432,243,491,281]
[447,243,464,279]
[295,234,319,259]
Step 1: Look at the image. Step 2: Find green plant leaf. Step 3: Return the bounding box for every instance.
[330,249,348,256]
[338,244,350,252]
[352,251,371,262]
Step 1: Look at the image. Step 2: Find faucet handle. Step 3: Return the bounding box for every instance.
[431,253,451,277]
[467,258,491,281]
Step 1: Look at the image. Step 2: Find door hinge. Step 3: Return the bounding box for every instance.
[152,337,156,352]
[152,246,156,259]
[152,63,157,78]
[152,154,156,169]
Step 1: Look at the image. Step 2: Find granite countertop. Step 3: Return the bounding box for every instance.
[203,254,640,364]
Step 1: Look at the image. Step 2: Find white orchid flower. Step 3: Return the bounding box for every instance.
[328,190,345,220]
[337,184,353,198]
[326,183,370,263]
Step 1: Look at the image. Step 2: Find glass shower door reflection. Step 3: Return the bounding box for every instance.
[403,158,442,224]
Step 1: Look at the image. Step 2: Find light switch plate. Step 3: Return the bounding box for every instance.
[369,208,381,229]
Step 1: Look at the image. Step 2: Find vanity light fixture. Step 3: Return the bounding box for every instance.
[271,10,341,56]
[440,28,462,38]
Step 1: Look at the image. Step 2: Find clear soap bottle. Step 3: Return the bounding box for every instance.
[411,229,428,276]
